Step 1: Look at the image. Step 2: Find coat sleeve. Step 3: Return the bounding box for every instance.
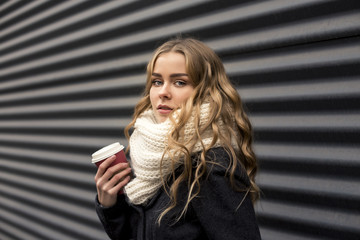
[95,194,138,240]
[191,148,261,240]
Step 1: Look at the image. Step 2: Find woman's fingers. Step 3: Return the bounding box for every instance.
[96,164,132,207]
[94,155,116,181]
[95,157,132,204]
[112,174,131,194]
[96,162,129,189]
[103,165,132,190]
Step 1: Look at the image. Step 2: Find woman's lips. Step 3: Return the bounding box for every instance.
[157,105,173,114]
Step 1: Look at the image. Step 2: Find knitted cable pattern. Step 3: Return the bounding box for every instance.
[124,103,223,205]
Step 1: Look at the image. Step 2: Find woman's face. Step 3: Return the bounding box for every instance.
[150,52,194,123]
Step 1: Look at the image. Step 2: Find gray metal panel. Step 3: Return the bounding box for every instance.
[0,0,359,239]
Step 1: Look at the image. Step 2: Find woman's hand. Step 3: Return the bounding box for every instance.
[94,155,132,207]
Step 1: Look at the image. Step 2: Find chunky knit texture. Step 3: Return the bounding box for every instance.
[124,103,226,205]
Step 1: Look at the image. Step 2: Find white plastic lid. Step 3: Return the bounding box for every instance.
[91,142,124,163]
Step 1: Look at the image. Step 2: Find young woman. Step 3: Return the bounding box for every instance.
[94,38,261,240]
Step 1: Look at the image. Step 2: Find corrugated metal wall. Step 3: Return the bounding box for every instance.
[0,0,359,239]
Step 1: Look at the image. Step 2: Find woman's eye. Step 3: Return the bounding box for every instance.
[151,79,162,86]
[174,80,186,87]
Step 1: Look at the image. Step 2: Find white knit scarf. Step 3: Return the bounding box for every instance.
[124,103,225,205]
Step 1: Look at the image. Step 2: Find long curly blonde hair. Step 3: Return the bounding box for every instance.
[125,37,259,222]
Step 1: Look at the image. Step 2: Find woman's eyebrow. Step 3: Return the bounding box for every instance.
[170,73,188,77]
[152,73,162,77]
[152,73,188,78]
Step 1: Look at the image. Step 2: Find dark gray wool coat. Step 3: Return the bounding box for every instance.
[95,147,261,240]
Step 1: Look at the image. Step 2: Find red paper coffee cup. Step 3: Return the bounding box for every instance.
[92,142,127,194]
[92,142,127,167]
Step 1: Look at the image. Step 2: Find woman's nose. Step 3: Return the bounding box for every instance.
[158,83,171,99]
